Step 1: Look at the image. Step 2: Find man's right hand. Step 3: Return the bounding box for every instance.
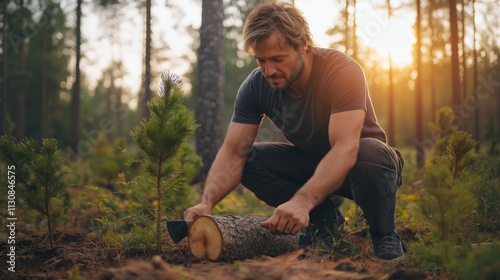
[183,203,212,220]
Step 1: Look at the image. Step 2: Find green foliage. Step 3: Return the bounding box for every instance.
[485,115,500,156]
[178,144,202,184]
[409,240,459,275]
[419,130,478,241]
[458,244,500,280]
[118,146,201,248]
[417,107,483,242]
[420,171,477,242]
[130,72,199,251]
[88,134,129,188]
[85,185,116,239]
[343,204,367,233]
[428,107,458,157]
[4,1,73,143]
[0,136,73,247]
[213,186,274,216]
[442,131,479,183]
[407,107,500,277]
[468,155,500,236]
[410,238,500,279]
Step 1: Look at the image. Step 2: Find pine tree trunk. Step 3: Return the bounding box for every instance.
[352,0,358,61]
[117,89,124,138]
[194,0,225,182]
[415,0,424,167]
[106,81,114,141]
[472,0,480,152]
[45,182,54,248]
[449,0,462,128]
[1,0,7,135]
[428,2,437,121]
[41,23,48,139]
[156,166,162,252]
[344,0,349,55]
[460,0,467,103]
[16,0,27,140]
[188,215,300,261]
[70,0,82,153]
[141,0,152,120]
[387,0,395,146]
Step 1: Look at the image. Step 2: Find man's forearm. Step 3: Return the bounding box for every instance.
[293,144,358,212]
[200,148,247,208]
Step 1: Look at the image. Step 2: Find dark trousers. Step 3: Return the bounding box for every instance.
[240,138,404,236]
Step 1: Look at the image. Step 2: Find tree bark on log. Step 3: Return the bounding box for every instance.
[188,215,300,261]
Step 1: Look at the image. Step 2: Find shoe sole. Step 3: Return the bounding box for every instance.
[378,253,404,264]
[374,233,408,263]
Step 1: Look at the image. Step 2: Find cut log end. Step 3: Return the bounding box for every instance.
[188,215,223,260]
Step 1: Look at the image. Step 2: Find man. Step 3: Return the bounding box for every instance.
[184,0,406,261]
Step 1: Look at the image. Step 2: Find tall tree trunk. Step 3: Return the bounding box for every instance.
[449,0,462,128]
[108,9,118,140]
[70,0,82,153]
[41,21,48,139]
[1,0,7,135]
[117,88,124,138]
[460,0,467,105]
[415,0,424,167]
[428,1,436,121]
[194,0,225,183]
[106,83,114,140]
[16,0,27,140]
[472,0,480,151]
[387,0,395,146]
[352,0,358,61]
[345,0,350,55]
[140,0,152,120]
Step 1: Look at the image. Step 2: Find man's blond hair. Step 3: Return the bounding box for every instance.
[243,0,315,54]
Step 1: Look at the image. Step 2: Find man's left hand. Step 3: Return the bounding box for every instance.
[261,200,310,235]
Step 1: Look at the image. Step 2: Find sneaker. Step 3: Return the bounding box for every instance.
[372,230,408,261]
[299,208,346,247]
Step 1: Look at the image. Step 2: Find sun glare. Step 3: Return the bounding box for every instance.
[368,17,416,68]
[299,1,416,69]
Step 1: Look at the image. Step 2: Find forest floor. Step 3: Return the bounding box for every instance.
[0,226,439,280]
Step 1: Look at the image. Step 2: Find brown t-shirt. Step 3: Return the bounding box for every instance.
[232,48,386,155]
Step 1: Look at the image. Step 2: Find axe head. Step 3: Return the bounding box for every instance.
[167,220,189,244]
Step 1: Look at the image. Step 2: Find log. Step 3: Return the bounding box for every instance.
[188,214,300,261]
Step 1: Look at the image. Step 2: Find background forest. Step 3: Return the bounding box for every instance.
[0,0,499,279]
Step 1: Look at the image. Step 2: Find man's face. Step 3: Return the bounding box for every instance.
[253,32,304,91]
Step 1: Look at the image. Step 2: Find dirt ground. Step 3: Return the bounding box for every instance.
[0,227,437,280]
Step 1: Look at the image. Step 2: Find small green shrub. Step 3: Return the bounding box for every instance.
[419,109,479,242]
[408,107,500,278]
[409,240,457,275]
[458,244,500,280]
[88,134,130,189]
[0,136,73,247]
[468,156,500,237]
[129,72,199,251]
[428,107,458,157]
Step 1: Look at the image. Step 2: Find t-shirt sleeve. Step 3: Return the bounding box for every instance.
[231,74,264,124]
[327,62,367,114]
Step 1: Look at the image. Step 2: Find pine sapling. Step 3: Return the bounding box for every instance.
[419,130,478,241]
[0,136,73,247]
[428,107,458,157]
[442,131,478,185]
[130,72,198,251]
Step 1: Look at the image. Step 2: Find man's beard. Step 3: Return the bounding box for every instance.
[267,52,304,91]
